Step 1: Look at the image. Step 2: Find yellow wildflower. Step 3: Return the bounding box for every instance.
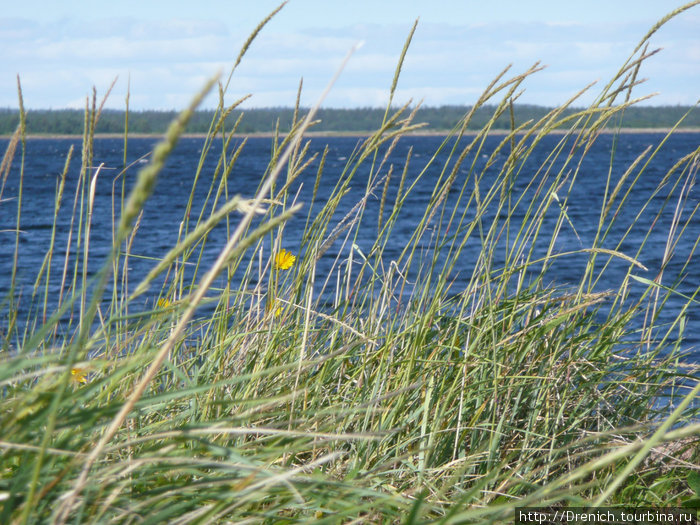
[157,297,171,308]
[71,367,88,384]
[275,249,296,270]
[266,299,285,317]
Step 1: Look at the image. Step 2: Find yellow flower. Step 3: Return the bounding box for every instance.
[275,249,296,270]
[157,297,171,308]
[266,299,285,317]
[71,367,88,384]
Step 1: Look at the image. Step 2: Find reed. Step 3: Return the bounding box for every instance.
[1,2,699,523]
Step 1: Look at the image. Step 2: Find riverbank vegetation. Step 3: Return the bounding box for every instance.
[1,103,699,136]
[1,2,699,523]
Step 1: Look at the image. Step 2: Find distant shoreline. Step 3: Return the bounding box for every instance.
[3,128,700,140]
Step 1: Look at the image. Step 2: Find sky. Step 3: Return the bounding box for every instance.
[1,1,699,110]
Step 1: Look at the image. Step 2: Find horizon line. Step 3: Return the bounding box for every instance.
[1,103,697,113]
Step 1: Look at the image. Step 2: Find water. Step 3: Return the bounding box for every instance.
[0,132,699,364]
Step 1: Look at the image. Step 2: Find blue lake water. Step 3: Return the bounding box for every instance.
[1,133,699,365]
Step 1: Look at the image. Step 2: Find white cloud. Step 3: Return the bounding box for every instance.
[1,11,697,110]
[573,42,616,61]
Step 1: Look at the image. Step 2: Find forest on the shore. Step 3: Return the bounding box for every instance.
[0,104,698,135]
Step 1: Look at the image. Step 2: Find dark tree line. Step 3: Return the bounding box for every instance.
[0,105,697,136]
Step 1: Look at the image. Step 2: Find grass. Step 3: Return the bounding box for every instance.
[1,2,700,523]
